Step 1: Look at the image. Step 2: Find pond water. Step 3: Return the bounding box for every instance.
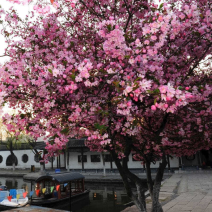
[75,183,132,212]
[0,177,132,212]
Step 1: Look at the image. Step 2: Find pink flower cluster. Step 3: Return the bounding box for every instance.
[0,0,211,162]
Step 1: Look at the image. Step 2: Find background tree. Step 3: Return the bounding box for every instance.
[18,134,46,171]
[0,115,43,170]
[0,0,212,211]
[0,115,19,171]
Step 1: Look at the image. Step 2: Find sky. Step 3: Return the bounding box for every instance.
[0,1,32,64]
[0,1,47,138]
[0,1,35,114]
[0,2,26,64]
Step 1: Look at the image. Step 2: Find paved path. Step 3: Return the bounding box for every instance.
[164,170,212,212]
[123,173,181,212]
[123,170,212,212]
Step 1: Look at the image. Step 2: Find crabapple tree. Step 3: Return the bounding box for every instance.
[0,0,212,211]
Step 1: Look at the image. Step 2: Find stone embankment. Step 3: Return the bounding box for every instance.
[0,168,172,184]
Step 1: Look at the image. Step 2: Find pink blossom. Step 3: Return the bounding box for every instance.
[151,35,157,41]
[159,86,167,94]
[164,104,168,108]
[158,16,163,22]
[123,86,132,96]
[144,40,150,45]
[151,105,156,111]
[53,2,60,8]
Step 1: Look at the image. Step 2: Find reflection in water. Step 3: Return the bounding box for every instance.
[76,184,131,212]
[0,177,36,198]
[0,177,31,192]
[0,177,131,212]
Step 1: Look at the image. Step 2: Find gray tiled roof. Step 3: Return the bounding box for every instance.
[67,138,86,148]
[0,142,32,151]
[0,138,89,151]
[35,172,84,183]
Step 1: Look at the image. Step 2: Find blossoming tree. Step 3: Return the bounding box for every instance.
[0,0,212,211]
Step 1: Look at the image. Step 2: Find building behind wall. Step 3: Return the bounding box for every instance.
[0,138,206,171]
[0,141,59,169]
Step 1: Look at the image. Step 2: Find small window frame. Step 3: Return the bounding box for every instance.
[104,154,113,162]
[91,155,101,162]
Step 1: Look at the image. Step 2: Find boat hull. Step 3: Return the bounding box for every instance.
[30,190,90,211]
[0,199,28,211]
[0,204,28,211]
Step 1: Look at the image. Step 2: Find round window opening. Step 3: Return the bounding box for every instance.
[22,154,28,163]
[0,155,3,163]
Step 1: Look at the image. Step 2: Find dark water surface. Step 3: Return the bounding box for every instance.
[0,177,131,212]
[76,183,132,212]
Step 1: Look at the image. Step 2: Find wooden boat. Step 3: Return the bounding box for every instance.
[29,172,90,211]
[0,190,28,211]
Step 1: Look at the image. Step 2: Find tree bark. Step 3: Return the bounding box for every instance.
[136,183,147,211]
[150,113,169,212]
[10,150,16,171]
[151,154,167,212]
[122,156,147,211]
[123,139,148,211]
[146,161,153,200]
[111,149,147,212]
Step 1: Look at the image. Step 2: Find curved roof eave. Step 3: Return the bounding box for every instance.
[35,172,85,184]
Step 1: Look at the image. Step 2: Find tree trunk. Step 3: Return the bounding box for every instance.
[146,161,153,200]
[123,158,147,211]
[10,151,16,172]
[150,113,169,212]
[136,183,146,211]
[151,183,163,212]
[12,162,15,171]
[151,154,167,212]
[111,149,147,212]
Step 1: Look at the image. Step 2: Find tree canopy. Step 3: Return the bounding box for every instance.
[0,0,211,211]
